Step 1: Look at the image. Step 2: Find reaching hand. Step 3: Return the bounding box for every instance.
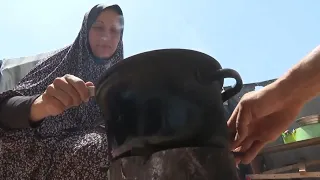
[30,74,94,121]
[227,87,304,164]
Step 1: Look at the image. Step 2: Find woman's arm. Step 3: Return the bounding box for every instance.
[0,95,43,129]
[29,95,50,122]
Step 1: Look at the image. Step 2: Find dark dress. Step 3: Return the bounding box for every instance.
[0,4,124,179]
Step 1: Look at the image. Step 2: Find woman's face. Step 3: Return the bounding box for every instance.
[89,9,122,59]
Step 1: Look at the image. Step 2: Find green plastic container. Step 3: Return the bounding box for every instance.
[282,130,296,144]
[294,123,320,141]
[282,115,320,144]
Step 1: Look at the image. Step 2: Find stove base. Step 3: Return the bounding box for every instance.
[107,147,239,180]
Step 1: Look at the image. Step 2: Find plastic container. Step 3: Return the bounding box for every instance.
[282,115,320,144]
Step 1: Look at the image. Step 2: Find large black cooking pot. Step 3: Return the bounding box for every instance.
[95,49,243,179]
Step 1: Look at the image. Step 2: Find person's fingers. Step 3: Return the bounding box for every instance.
[51,79,80,106]
[232,137,255,166]
[53,77,82,106]
[227,106,238,130]
[227,106,239,147]
[234,157,241,166]
[64,74,90,102]
[241,140,266,164]
[46,84,73,107]
[232,104,251,150]
[234,138,254,153]
[42,91,65,116]
[85,81,94,87]
[85,81,95,97]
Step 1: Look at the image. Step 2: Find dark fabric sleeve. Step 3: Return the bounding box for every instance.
[0,95,42,129]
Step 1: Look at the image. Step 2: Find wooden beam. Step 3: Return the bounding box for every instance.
[259,137,320,155]
[262,160,320,174]
[247,172,320,179]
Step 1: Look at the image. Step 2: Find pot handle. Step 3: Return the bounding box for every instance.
[209,68,243,102]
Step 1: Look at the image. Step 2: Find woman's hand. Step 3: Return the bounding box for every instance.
[227,84,304,165]
[30,74,94,121]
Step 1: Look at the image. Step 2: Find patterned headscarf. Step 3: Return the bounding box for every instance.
[0,4,124,136]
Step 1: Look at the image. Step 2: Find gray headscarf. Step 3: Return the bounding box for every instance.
[0,4,124,136]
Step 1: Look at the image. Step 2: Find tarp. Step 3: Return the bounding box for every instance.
[0,51,55,93]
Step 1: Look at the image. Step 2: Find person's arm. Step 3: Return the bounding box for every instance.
[29,95,50,122]
[0,95,43,129]
[264,45,320,107]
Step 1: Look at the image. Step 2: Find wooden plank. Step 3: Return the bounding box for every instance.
[262,160,320,174]
[259,137,320,155]
[247,172,320,179]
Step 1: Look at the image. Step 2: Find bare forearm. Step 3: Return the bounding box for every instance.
[273,45,320,106]
[30,95,49,122]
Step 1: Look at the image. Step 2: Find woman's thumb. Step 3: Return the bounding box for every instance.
[85,81,94,87]
[85,82,95,97]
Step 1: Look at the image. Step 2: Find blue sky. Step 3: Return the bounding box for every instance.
[0,0,319,85]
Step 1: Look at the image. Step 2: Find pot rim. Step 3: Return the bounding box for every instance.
[96,48,223,98]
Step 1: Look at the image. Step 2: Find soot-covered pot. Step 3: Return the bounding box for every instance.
[95,49,243,180]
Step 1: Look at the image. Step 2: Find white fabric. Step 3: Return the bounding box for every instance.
[0,51,54,93]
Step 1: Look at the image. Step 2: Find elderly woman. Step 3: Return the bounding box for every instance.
[0,4,124,179]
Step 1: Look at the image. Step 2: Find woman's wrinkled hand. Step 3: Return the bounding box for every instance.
[30,74,94,121]
[227,87,304,165]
